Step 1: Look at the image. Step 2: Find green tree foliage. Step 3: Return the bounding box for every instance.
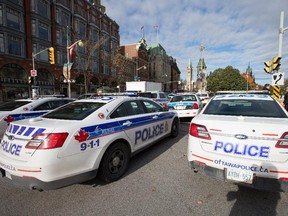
[207,66,248,93]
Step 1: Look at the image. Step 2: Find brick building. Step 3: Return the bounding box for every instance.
[0,0,119,102]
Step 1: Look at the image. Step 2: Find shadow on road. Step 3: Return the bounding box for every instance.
[227,186,280,216]
[83,121,190,187]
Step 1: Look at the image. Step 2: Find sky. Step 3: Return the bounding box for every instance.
[102,0,288,86]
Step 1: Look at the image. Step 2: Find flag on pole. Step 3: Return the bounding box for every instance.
[140,26,145,38]
[141,25,144,30]
[154,25,159,43]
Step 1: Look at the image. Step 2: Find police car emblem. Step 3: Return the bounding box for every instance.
[8,135,15,141]
[234,134,248,140]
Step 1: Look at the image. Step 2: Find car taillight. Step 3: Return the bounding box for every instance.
[189,123,211,140]
[192,103,199,109]
[26,133,69,150]
[275,132,288,148]
[164,104,169,109]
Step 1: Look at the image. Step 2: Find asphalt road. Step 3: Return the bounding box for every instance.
[1,120,288,216]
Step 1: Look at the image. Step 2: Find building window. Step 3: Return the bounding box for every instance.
[57,50,61,65]
[38,0,49,18]
[39,22,49,40]
[56,30,60,44]
[0,5,3,25]
[32,20,36,36]
[62,12,69,27]
[90,28,98,42]
[39,45,48,61]
[0,33,4,53]
[75,20,86,37]
[56,9,60,23]
[8,35,21,56]
[92,59,98,74]
[7,8,20,30]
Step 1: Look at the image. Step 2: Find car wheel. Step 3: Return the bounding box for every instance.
[99,142,130,183]
[170,118,179,138]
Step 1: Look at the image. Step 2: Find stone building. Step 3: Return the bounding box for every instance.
[195,58,207,91]
[121,39,180,92]
[186,59,193,91]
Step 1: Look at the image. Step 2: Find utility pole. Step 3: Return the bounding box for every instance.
[279,11,288,57]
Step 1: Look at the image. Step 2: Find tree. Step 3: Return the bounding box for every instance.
[207,66,248,93]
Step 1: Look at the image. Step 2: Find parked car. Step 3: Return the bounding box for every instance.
[0,96,179,190]
[188,93,288,192]
[196,92,210,105]
[137,91,170,107]
[167,93,202,118]
[0,97,74,140]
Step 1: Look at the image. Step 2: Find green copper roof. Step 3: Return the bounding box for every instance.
[149,43,166,55]
[197,58,207,69]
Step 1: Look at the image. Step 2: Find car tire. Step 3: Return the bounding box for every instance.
[170,118,179,138]
[99,142,130,183]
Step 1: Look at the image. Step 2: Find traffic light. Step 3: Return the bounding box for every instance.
[272,56,281,71]
[48,47,55,64]
[264,61,272,73]
[28,76,32,84]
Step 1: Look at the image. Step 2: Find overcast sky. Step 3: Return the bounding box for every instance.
[102,0,288,85]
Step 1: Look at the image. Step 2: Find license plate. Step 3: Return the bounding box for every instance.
[176,106,185,110]
[226,168,253,184]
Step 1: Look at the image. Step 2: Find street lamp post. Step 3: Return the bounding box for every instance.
[66,38,84,98]
[135,65,147,81]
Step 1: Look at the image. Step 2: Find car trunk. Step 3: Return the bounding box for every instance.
[194,115,288,163]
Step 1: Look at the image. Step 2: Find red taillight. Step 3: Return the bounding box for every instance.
[189,123,211,140]
[164,103,169,109]
[192,103,199,109]
[275,132,288,148]
[26,133,69,150]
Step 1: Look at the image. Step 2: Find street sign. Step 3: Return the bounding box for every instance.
[30,69,37,77]
[273,85,281,99]
[272,72,284,85]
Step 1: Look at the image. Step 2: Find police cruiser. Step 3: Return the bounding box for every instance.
[0,97,179,190]
[0,97,74,140]
[167,93,202,118]
[188,93,288,192]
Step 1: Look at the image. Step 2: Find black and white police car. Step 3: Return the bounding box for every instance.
[188,93,288,192]
[0,96,179,190]
[0,97,74,140]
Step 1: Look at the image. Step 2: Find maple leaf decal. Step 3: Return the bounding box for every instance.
[74,129,90,142]
[4,116,15,123]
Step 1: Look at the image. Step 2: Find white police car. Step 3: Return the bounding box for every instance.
[0,97,74,140]
[188,93,288,192]
[167,94,202,118]
[0,97,179,190]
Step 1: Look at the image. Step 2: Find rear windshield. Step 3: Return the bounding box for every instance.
[43,102,105,120]
[0,101,31,111]
[203,99,287,118]
[171,95,197,102]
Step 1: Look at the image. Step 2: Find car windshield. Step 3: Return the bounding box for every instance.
[171,95,197,102]
[43,102,105,120]
[0,101,31,111]
[203,99,287,118]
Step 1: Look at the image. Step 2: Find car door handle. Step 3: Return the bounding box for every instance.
[152,115,158,119]
[122,121,132,126]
